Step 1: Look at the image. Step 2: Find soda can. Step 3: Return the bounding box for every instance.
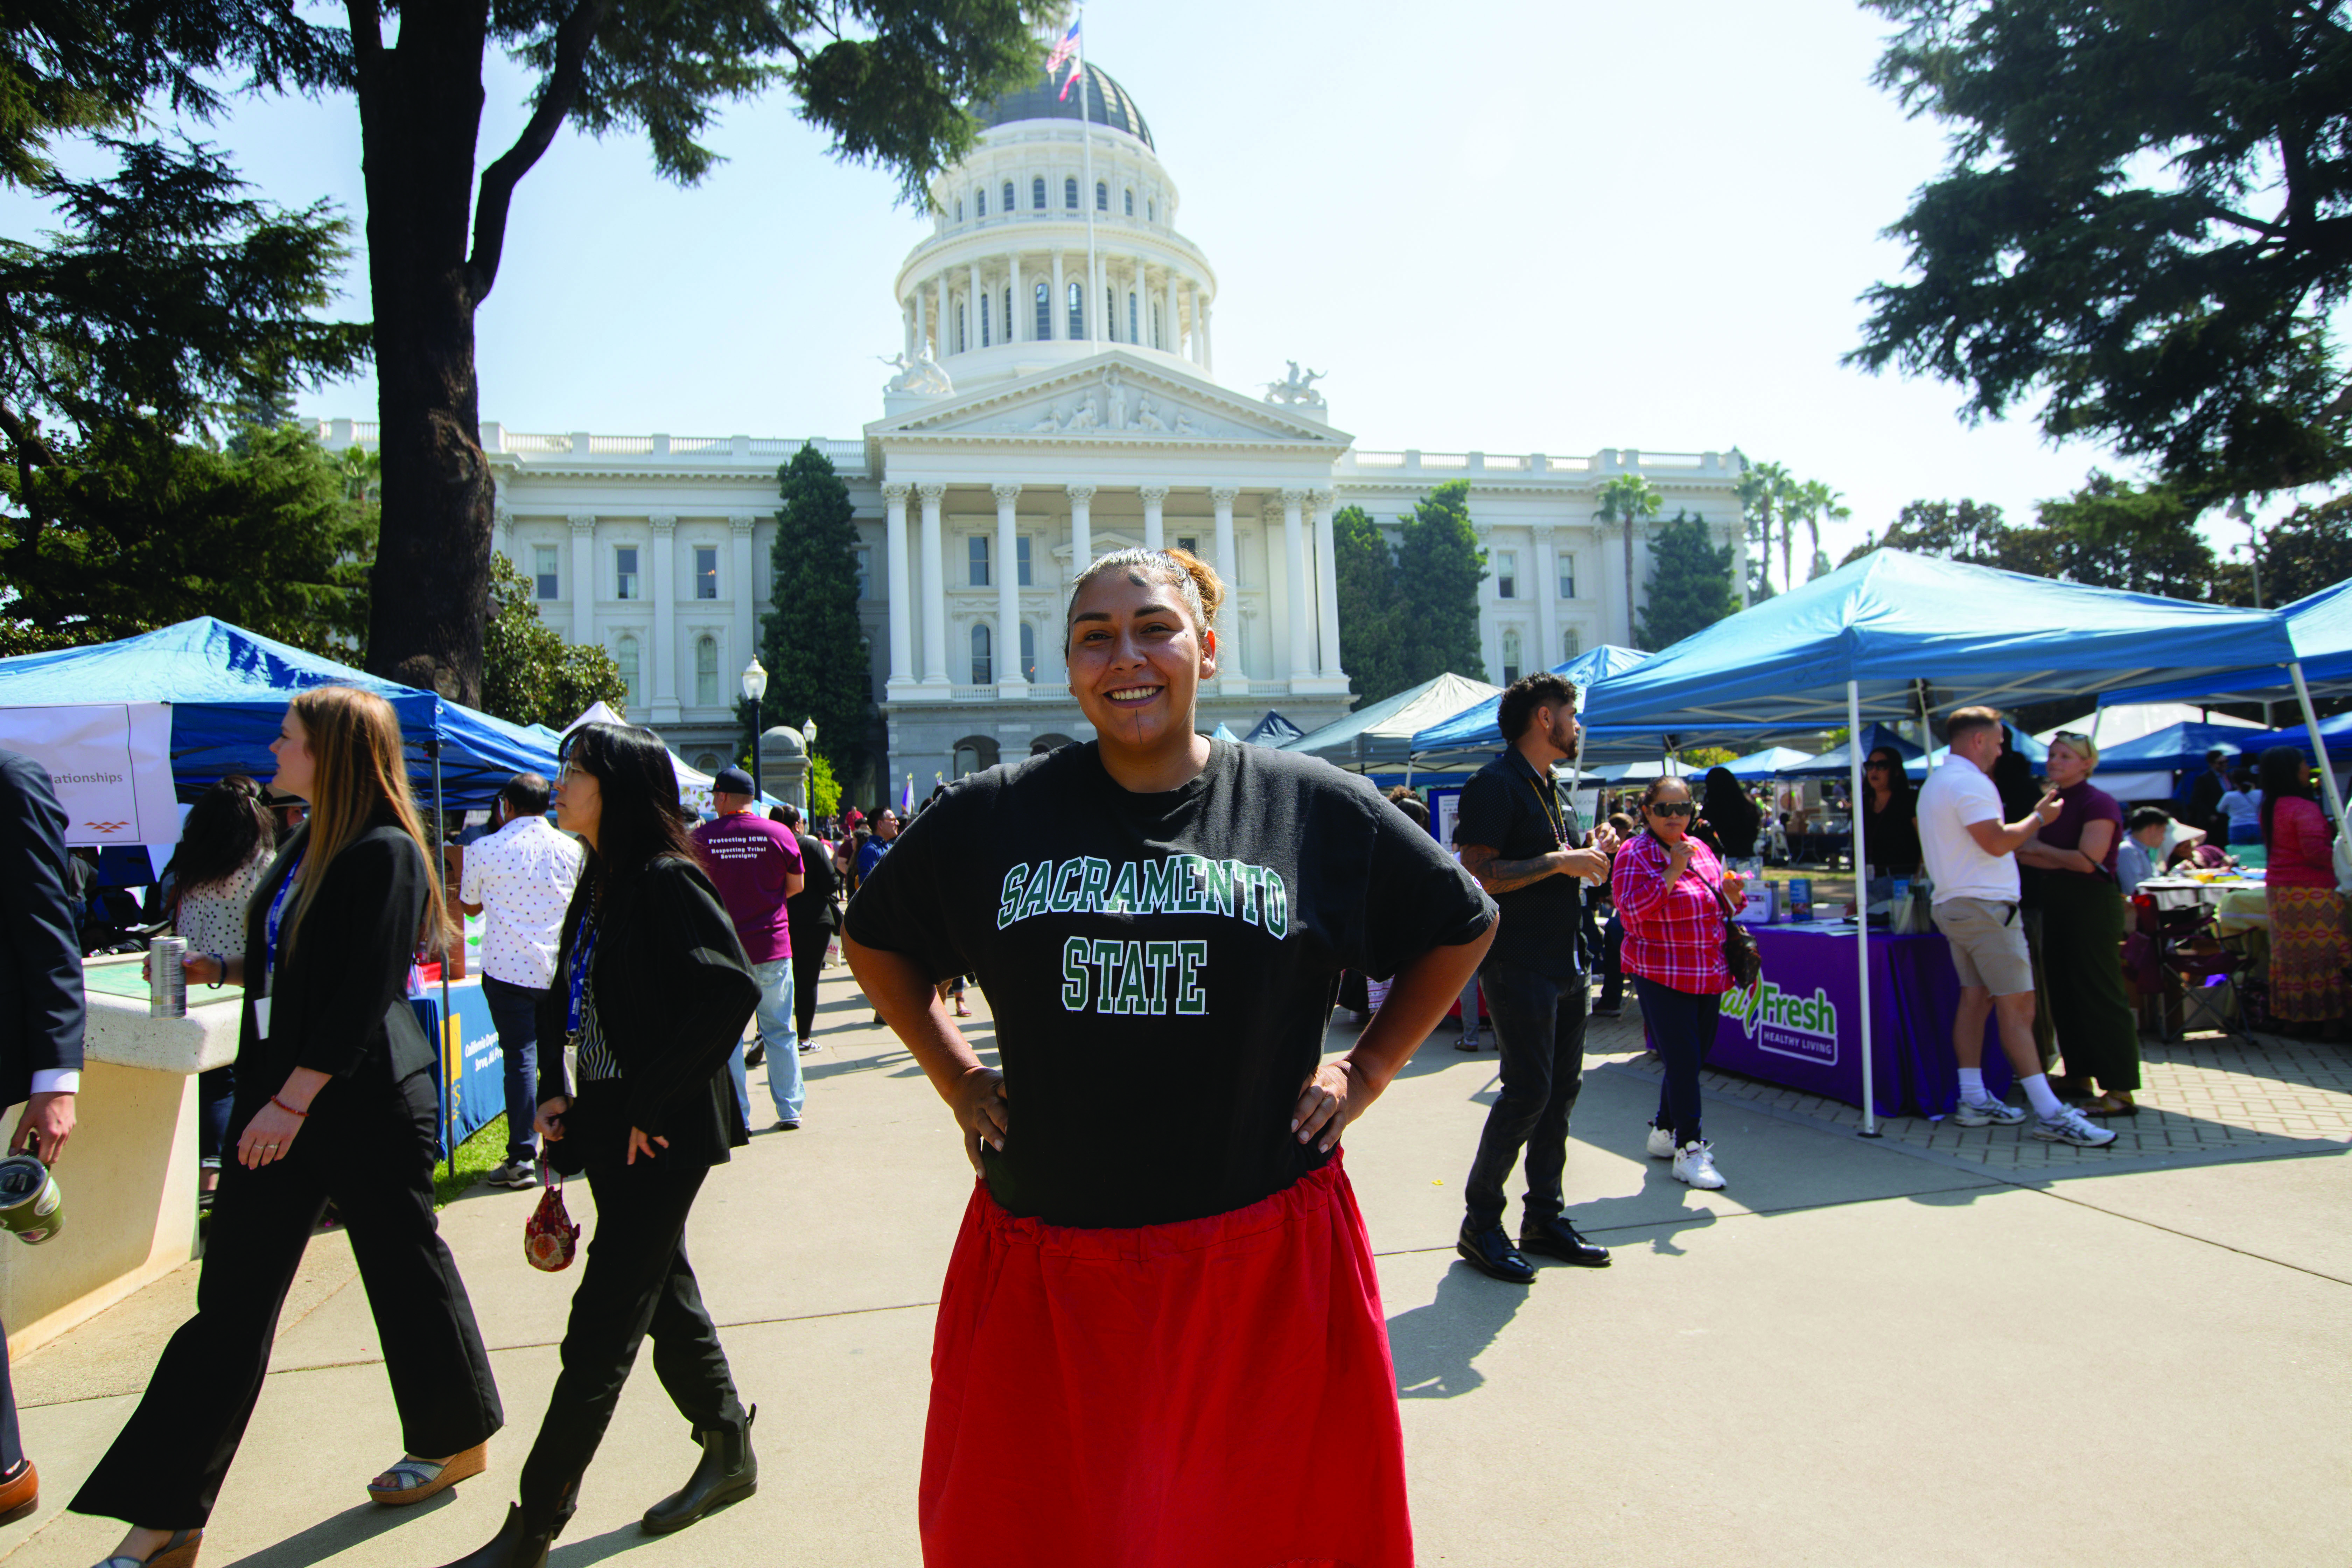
[0,1154,63,1245]
[149,934,187,1018]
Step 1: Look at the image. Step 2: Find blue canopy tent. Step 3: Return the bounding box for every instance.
[1240,710,1306,747]
[2244,709,2352,761]
[1583,550,2298,1135]
[1208,721,1240,742]
[0,618,560,810]
[1903,722,2049,781]
[1407,645,1652,765]
[2088,721,2262,775]
[1283,672,1503,777]
[1721,745,1818,781]
[1784,724,1923,778]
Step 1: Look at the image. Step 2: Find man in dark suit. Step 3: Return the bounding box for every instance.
[0,749,87,1524]
[775,804,838,1049]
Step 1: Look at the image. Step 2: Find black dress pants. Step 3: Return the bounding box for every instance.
[517,1144,746,1527]
[0,1316,19,1474]
[1463,958,1590,1232]
[72,1067,502,1528]
[790,927,827,1044]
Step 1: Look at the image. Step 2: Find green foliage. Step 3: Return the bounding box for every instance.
[807,751,842,819]
[1736,458,1794,600]
[1840,478,2240,602]
[0,422,374,656]
[1841,498,2013,568]
[1332,485,1489,703]
[1638,512,1736,651]
[1330,504,1406,702]
[1849,0,2352,498]
[2258,493,2352,604]
[761,443,875,786]
[479,555,628,729]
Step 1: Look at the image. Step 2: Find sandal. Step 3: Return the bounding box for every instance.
[94,1529,202,1568]
[368,1441,487,1506]
[2081,1093,2138,1118]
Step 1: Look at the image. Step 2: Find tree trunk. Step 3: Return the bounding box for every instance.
[355,4,495,704]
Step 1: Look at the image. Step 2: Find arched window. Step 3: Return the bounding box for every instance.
[975,187,986,217]
[956,300,966,354]
[969,623,992,684]
[1034,280,1051,340]
[694,635,718,707]
[951,735,1001,777]
[1148,197,1157,222]
[1152,301,1163,349]
[1095,179,1107,211]
[980,292,991,347]
[1032,175,1046,209]
[1501,629,1522,685]
[1067,280,1083,339]
[1127,291,1139,344]
[1019,622,1036,681]
[1123,187,1134,216]
[955,197,964,222]
[1001,180,1014,212]
[1064,176,1078,210]
[1004,286,1014,342]
[615,635,640,712]
[1106,287,1116,341]
[1563,627,1581,660]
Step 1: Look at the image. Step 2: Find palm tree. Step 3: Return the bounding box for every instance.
[1791,478,1852,583]
[1736,459,1794,598]
[1596,472,1665,647]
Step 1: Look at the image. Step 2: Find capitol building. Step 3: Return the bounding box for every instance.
[323,63,1748,794]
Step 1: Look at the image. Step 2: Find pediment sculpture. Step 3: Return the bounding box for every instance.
[881,351,954,397]
[1263,360,1326,406]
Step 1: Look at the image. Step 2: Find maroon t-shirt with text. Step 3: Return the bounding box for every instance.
[692,812,804,963]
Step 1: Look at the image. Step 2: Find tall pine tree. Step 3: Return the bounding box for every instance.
[1637,512,1734,651]
[1331,503,1407,702]
[1391,479,1488,687]
[760,443,874,790]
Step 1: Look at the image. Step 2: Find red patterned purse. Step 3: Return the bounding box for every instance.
[523,1163,580,1272]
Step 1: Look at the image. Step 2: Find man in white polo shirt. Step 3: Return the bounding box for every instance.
[1917,708,2116,1148]
[457,772,584,1187]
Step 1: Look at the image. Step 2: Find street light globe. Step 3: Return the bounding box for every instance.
[741,656,768,704]
[801,716,818,748]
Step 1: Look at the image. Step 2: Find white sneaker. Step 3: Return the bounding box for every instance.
[2032,1107,2119,1148]
[1672,1140,1726,1190]
[1949,1096,2029,1127]
[1645,1124,1677,1159]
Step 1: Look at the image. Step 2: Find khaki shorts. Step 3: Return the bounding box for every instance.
[1932,896,2034,996]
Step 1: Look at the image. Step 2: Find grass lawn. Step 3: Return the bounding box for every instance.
[433,1113,512,1207]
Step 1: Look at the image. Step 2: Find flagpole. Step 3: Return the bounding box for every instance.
[1077,4,1098,342]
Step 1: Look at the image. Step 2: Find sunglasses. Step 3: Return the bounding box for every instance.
[2053,730,2088,743]
[1647,802,1697,818]
[1864,760,1892,771]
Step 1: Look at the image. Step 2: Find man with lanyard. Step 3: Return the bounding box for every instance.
[1452,672,1617,1284]
[457,772,582,1189]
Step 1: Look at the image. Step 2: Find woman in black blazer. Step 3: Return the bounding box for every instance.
[439,721,760,1568]
[74,686,502,1568]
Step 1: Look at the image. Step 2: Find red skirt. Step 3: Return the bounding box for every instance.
[920,1154,1413,1568]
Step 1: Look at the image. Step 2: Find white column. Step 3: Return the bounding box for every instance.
[1533,524,1560,669]
[903,300,915,359]
[730,512,757,692]
[919,483,948,686]
[1140,485,1167,552]
[1200,297,1214,375]
[883,483,913,688]
[1160,273,1174,354]
[994,483,1025,694]
[1067,484,1095,572]
[913,284,927,358]
[649,513,679,721]
[1050,252,1065,341]
[1310,487,1340,678]
[1010,253,1024,343]
[1211,487,1241,692]
[1281,488,1312,686]
[568,513,597,644]
[936,267,952,352]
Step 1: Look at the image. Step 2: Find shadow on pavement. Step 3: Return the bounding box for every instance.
[216,1492,455,1568]
[1387,1262,1531,1399]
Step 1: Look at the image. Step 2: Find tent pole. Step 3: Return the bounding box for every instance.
[2288,661,2349,860]
[432,737,452,1183]
[1849,680,1878,1136]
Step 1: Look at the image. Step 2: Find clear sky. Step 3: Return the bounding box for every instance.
[1,1,2272,575]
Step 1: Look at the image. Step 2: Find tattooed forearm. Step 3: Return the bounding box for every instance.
[1458,844,1558,894]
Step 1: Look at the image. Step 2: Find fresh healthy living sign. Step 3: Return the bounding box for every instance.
[1724,976,1841,1068]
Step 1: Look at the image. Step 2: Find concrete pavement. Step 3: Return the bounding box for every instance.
[3,966,2346,1566]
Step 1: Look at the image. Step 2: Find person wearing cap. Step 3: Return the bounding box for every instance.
[691,767,807,1131]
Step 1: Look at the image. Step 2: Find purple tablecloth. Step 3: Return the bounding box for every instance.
[1707,922,2009,1117]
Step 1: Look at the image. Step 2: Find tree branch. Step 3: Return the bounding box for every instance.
[465,0,614,305]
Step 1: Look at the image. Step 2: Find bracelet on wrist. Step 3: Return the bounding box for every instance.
[206,954,225,989]
[270,1094,309,1119]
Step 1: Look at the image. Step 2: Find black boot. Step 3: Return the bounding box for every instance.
[641,1405,758,1534]
[433,1505,554,1568]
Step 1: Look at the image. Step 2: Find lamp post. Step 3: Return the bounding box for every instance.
[800,718,819,819]
[741,657,769,800]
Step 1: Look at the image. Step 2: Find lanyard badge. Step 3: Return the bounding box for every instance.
[254,854,304,1040]
[564,910,600,1047]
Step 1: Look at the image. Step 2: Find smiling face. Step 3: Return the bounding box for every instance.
[1066,566,1217,758]
[269,706,316,800]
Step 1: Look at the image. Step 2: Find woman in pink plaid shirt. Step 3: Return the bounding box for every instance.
[1612,775,1746,1191]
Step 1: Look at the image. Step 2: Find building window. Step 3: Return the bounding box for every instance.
[695,636,719,707]
[1495,550,1517,599]
[1064,176,1078,210]
[1001,180,1014,212]
[1558,553,1576,598]
[968,533,990,587]
[615,545,639,600]
[955,197,963,222]
[1127,291,1139,344]
[694,545,717,600]
[1123,187,1134,215]
[1106,287,1116,341]
[1068,280,1083,339]
[980,292,991,347]
[975,187,986,217]
[1176,534,1199,555]
[1502,630,1522,685]
[855,546,872,599]
[533,545,559,600]
[1033,175,1046,209]
[1003,286,1013,342]
[615,635,640,709]
[1563,627,1581,661]
[970,623,992,684]
[1095,179,1107,211]
[1152,301,1163,349]
[1035,281,1051,340]
[1148,197,1157,222]
[1019,621,1036,681]
[956,301,966,354]
[1016,534,1032,586]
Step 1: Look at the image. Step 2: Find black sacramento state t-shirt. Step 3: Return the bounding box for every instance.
[845,738,1495,1229]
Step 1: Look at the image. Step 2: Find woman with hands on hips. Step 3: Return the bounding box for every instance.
[436,722,761,1568]
[74,687,503,1568]
[843,546,1496,1568]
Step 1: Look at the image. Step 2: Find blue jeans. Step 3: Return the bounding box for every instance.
[479,974,545,1166]
[728,957,804,1128]
[1632,975,1722,1147]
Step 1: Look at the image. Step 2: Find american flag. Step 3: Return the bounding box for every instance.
[1048,18,1082,99]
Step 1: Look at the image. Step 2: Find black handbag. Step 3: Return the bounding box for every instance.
[1713,877,1762,989]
